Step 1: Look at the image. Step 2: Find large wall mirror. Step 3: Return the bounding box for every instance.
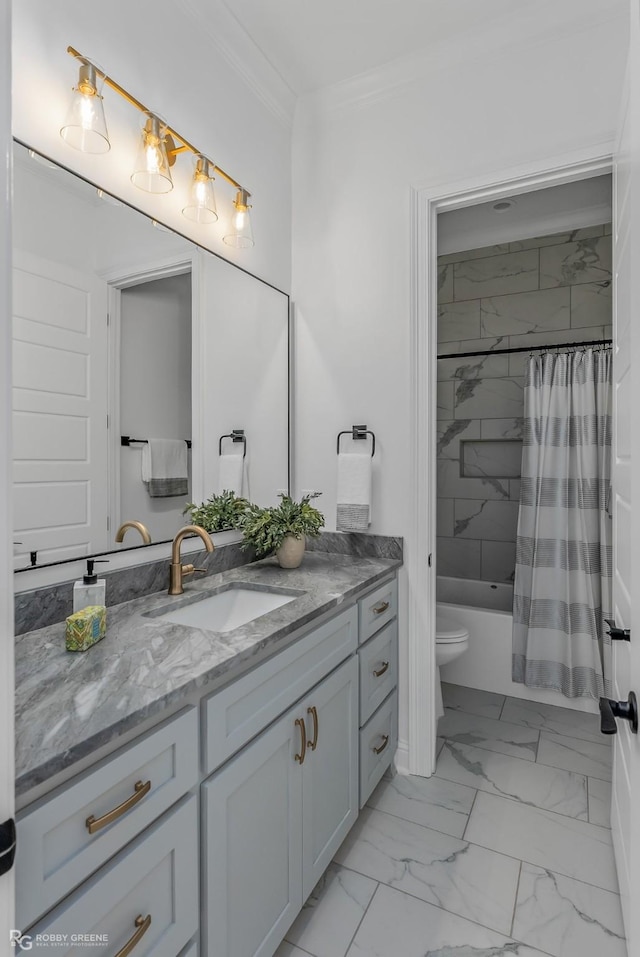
[12,142,290,574]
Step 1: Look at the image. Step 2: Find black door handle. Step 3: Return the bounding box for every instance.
[605,618,631,642]
[599,692,638,735]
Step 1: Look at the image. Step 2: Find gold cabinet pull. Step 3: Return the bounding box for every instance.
[85,780,151,835]
[372,734,390,755]
[294,717,307,764]
[373,600,390,615]
[373,661,390,678]
[114,914,151,957]
[307,706,319,751]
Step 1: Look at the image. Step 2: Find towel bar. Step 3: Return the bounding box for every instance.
[218,429,247,458]
[121,436,192,449]
[336,425,376,457]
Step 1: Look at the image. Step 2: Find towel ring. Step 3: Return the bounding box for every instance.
[336,425,376,458]
[218,429,247,458]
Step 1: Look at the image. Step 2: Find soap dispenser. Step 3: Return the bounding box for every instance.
[73,559,108,613]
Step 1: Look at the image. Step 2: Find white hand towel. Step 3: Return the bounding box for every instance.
[141,439,189,498]
[336,452,372,532]
[219,452,244,496]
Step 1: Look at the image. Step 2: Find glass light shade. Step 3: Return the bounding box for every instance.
[223,189,254,248]
[60,62,110,154]
[131,114,173,193]
[182,155,218,223]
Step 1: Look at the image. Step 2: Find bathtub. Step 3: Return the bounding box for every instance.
[436,575,597,713]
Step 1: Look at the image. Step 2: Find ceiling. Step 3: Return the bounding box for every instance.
[204,0,623,96]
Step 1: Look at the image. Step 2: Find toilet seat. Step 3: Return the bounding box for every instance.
[436,613,469,643]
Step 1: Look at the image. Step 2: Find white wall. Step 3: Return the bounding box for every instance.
[119,274,192,541]
[12,0,292,292]
[291,15,626,750]
[0,0,14,940]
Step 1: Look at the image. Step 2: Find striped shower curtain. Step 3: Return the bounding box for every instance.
[512,348,612,699]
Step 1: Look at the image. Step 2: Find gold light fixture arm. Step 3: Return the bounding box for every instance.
[66,46,244,192]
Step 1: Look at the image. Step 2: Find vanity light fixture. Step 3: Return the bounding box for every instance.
[61,47,255,244]
[60,59,110,154]
[182,155,218,223]
[131,113,174,194]
[223,188,254,248]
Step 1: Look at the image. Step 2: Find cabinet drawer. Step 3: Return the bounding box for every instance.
[26,795,198,957]
[358,578,397,644]
[17,707,198,930]
[359,619,398,725]
[359,691,398,808]
[203,606,357,774]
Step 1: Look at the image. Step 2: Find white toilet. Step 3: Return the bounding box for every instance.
[435,607,470,718]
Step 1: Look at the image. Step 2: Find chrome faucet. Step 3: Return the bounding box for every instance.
[169,525,214,595]
[115,520,152,545]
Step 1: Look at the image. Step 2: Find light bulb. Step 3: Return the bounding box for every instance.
[182,155,218,224]
[223,188,254,248]
[131,114,173,194]
[60,61,110,154]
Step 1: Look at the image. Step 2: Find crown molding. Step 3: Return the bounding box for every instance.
[302,1,626,116]
[178,0,296,129]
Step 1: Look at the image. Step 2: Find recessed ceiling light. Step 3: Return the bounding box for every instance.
[493,199,516,212]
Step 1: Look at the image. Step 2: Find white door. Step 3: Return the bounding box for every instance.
[610,7,640,947]
[12,250,109,565]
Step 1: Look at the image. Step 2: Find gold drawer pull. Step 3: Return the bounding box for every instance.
[373,600,390,615]
[372,734,390,755]
[373,661,390,678]
[85,780,151,835]
[114,914,151,957]
[307,706,319,751]
[294,717,307,764]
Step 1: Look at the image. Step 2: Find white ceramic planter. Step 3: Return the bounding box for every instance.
[276,535,305,568]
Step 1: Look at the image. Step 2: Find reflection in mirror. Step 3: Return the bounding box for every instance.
[12,143,289,573]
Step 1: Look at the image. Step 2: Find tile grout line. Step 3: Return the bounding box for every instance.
[509,860,523,939]
[461,786,479,842]
[341,881,381,957]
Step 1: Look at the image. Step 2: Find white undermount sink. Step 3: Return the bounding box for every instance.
[149,583,300,633]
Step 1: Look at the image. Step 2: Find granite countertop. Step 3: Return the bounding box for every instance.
[15,552,401,797]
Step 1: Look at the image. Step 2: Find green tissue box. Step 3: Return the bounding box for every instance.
[66,605,106,652]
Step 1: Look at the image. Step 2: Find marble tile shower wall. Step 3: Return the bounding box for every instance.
[437,224,612,584]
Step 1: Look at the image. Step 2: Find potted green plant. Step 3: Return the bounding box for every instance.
[241,493,324,568]
[183,490,250,533]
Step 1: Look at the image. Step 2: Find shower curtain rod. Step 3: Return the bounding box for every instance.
[436,337,612,361]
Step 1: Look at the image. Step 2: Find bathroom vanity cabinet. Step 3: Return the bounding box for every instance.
[15,564,399,957]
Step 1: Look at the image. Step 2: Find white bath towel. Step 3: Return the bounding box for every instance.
[219,451,245,496]
[336,452,372,531]
[141,439,189,498]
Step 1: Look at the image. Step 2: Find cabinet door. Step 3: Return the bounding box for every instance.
[301,656,359,899]
[202,708,303,957]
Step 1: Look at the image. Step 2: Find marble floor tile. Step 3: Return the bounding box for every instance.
[437,737,446,757]
[537,731,612,782]
[441,682,505,720]
[465,792,619,892]
[512,863,626,957]
[500,697,602,744]
[366,772,476,839]
[438,708,539,762]
[346,883,547,957]
[285,864,377,957]
[588,777,612,828]
[334,807,520,935]
[436,740,588,819]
